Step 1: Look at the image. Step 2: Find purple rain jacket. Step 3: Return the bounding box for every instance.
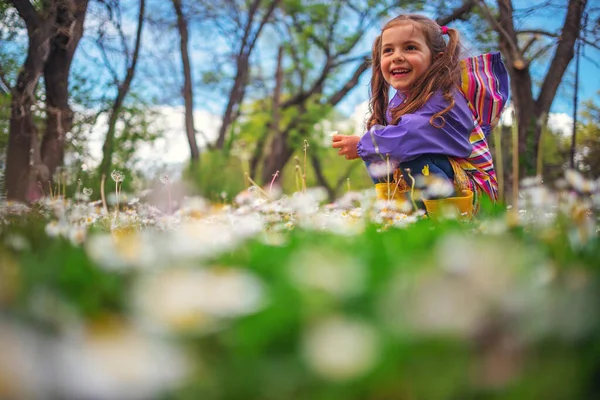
[356,89,475,165]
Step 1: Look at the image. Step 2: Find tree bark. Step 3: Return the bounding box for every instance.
[254,46,283,182]
[4,0,56,201]
[99,0,146,179]
[42,0,89,181]
[172,0,200,164]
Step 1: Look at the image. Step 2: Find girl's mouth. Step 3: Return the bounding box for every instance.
[391,68,410,76]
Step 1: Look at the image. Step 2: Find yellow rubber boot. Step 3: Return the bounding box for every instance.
[374,182,407,201]
[374,182,415,213]
[422,189,474,220]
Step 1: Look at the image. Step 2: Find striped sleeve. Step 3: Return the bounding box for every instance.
[459,52,510,135]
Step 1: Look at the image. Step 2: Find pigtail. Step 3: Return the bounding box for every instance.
[429,27,461,127]
[367,35,389,130]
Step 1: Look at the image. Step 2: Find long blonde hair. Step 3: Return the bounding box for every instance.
[367,14,462,130]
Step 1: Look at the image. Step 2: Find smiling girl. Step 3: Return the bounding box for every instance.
[332,14,509,216]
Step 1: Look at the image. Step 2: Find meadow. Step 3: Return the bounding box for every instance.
[0,167,599,400]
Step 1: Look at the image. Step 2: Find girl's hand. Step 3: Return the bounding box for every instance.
[332,135,360,160]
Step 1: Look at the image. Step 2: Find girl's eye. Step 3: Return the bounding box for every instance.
[406,45,417,51]
[382,47,392,54]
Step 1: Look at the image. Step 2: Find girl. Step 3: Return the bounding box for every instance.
[332,14,509,216]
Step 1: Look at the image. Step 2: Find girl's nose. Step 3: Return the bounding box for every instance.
[393,52,404,62]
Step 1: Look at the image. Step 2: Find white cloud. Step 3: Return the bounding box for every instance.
[84,106,221,173]
[547,112,573,136]
[500,104,573,136]
[136,106,220,165]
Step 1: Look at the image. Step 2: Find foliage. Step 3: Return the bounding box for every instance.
[184,149,248,202]
[576,97,600,177]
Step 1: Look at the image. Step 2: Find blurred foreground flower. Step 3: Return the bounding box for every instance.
[288,248,365,299]
[133,266,266,334]
[302,316,380,381]
[0,319,188,400]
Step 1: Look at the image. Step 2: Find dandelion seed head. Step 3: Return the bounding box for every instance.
[82,188,93,196]
[110,170,124,183]
[159,174,170,185]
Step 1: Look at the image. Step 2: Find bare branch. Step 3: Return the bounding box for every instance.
[327,56,370,106]
[325,1,344,58]
[247,0,280,50]
[281,21,305,89]
[331,54,369,69]
[95,37,120,85]
[527,42,554,62]
[478,0,525,68]
[520,35,538,56]
[114,6,131,66]
[281,58,333,108]
[517,29,559,38]
[517,29,598,52]
[583,52,600,69]
[437,0,477,25]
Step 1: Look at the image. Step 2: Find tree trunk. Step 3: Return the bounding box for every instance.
[99,0,145,179]
[310,152,335,201]
[42,0,89,180]
[495,0,586,176]
[172,0,199,164]
[215,53,249,149]
[4,1,56,201]
[214,0,280,149]
[260,129,295,184]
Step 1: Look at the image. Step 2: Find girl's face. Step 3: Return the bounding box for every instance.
[380,23,433,94]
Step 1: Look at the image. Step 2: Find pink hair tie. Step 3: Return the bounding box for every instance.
[440,26,449,35]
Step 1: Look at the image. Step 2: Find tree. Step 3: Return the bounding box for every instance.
[3,0,89,201]
[171,0,200,165]
[255,0,480,192]
[42,0,90,189]
[479,0,597,176]
[98,0,146,180]
[210,0,281,149]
